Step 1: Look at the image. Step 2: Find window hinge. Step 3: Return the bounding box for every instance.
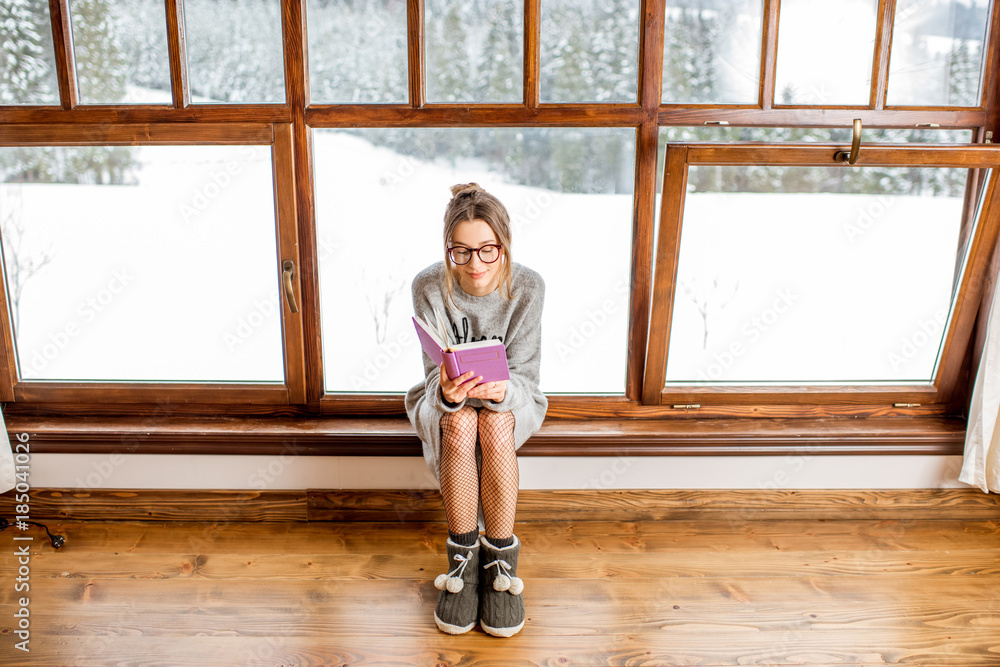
[915,123,940,128]
[893,403,921,408]
[672,404,701,409]
[703,121,729,125]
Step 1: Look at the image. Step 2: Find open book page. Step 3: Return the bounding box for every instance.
[432,307,453,351]
[412,314,445,367]
[411,310,510,383]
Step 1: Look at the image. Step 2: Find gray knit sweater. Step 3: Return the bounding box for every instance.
[404,261,548,485]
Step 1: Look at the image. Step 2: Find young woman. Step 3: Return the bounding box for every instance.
[405,182,547,637]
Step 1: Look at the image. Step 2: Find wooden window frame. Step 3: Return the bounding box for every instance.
[0,0,997,455]
[644,144,1000,415]
[0,122,307,406]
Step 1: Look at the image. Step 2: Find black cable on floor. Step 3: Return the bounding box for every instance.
[0,516,66,548]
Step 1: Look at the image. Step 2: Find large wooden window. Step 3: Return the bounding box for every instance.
[646,145,1000,414]
[0,123,306,406]
[1,0,999,454]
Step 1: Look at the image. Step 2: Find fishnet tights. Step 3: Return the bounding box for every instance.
[439,406,518,539]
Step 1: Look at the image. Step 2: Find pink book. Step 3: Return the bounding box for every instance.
[412,310,510,384]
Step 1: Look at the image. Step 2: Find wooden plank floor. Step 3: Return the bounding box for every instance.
[1,516,998,666]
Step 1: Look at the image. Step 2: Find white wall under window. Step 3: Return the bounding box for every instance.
[26,453,968,491]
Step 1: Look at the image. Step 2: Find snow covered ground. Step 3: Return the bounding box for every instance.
[0,129,968,393]
[0,143,283,383]
[668,190,962,383]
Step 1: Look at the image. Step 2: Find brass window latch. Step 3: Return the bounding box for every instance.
[834,118,862,165]
[282,259,299,313]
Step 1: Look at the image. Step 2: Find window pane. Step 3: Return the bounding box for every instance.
[775,0,878,105]
[425,0,523,103]
[662,0,763,104]
[69,0,171,104]
[653,129,975,275]
[541,0,639,103]
[314,127,634,394]
[306,0,407,104]
[887,0,991,106]
[0,145,284,382]
[665,164,968,384]
[184,0,285,103]
[0,0,59,105]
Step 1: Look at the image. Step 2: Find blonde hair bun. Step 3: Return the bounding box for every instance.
[450,182,483,198]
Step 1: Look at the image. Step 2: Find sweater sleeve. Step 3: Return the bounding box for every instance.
[413,279,467,414]
[483,272,545,413]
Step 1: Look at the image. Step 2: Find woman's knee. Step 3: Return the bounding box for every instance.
[440,406,478,452]
[479,409,514,431]
[442,405,478,431]
[478,410,515,451]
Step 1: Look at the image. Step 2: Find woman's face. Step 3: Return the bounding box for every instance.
[449,219,504,297]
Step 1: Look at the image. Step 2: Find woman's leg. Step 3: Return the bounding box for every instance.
[435,406,482,635]
[439,406,480,540]
[477,409,525,638]
[478,409,518,544]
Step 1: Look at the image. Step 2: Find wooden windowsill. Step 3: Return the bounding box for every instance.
[3,414,966,456]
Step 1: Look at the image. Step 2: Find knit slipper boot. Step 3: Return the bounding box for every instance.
[479,535,525,637]
[433,537,480,634]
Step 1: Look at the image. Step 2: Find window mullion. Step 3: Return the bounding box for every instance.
[628,123,658,401]
[643,144,687,405]
[638,0,665,111]
[48,0,78,109]
[870,0,895,110]
[165,0,190,108]
[758,0,780,110]
[408,0,425,108]
[524,0,540,108]
[273,123,307,404]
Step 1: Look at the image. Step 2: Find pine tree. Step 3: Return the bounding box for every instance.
[588,0,637,102]
[0,1,58,183]
[662,5,691,102]
[368,0,408,103]
[118,0,172,95]
[479,0,522,102]
[65,0,135,184]
[2,0,136,184]
[425,0,468,102]
[72,0,128,103]
[543,1,588,101]
[947,38,980,107]
[0,0,52,105]
[689,5,717,102]
[185,0,284,103]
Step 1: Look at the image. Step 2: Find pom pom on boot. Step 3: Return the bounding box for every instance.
[433,537,480,634]
[479,535,525,637]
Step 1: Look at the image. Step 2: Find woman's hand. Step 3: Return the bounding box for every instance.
[439,364,481,404]
[467,380,506,402]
